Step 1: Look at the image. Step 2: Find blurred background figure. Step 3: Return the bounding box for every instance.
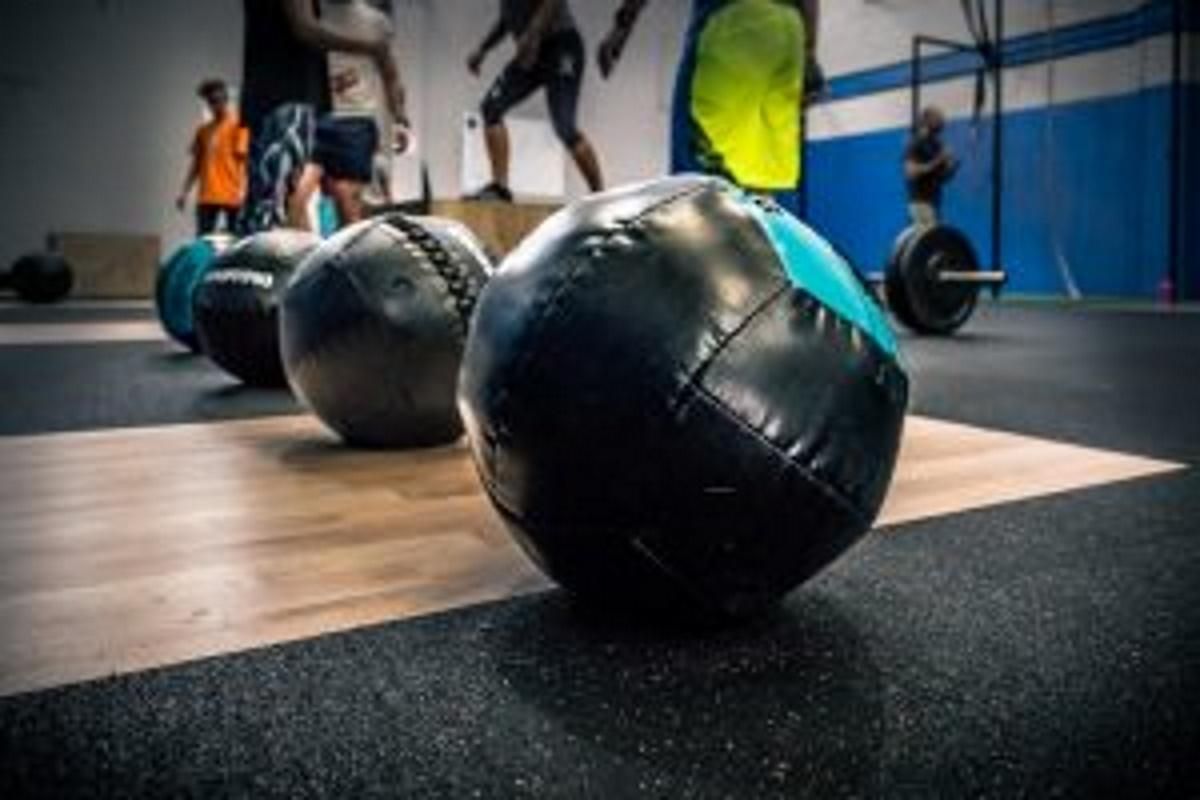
[288,0,410,230]
[903,105,958,228]
[598,0,820,216]
[466,0,604,202]
[238,0,392,234]
[176,78,248,236]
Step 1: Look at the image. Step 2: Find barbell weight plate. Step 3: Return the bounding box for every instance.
[888,225,980,335]
[883,225,923,334]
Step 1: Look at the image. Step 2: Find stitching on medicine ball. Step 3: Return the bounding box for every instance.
[383,216,482,334]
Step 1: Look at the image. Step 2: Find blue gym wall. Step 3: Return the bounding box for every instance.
[806,0,1194,301]
[1181,83,1200,301]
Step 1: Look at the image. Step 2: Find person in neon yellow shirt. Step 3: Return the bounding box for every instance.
[599,0,820,211]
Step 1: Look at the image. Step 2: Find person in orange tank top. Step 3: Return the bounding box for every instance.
[176,79,250,235]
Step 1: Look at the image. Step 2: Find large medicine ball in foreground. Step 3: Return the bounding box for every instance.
[194,229,320,387]
[156,235,232,351]
[459,175,910,619]
[281,214,492,448]
[4,252,74,304]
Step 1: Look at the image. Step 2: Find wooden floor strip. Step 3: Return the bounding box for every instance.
[0,414,1181,696]
[0,321,164,345]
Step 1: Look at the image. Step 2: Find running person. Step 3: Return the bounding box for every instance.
[599,0,819,213]
[238,0,391,234]
[467,0,604,201]
[288,0,410,229]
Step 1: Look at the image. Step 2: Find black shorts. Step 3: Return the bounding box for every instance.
[239,103,317,234]
[480,29,585,147]
[313,116,379,183]
[196,204,239,236]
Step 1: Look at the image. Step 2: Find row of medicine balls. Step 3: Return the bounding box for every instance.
[157,175,910,620]
[157,213,491,448]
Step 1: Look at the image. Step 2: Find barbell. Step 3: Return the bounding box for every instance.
[868,224,1006,336]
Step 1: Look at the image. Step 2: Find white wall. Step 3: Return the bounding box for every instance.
[820,0,1145,77]
[0,0,687,271]
[1,0,1175,272]
[405,0,686,201]
[0,0,243,270]
[812,0,1169,140]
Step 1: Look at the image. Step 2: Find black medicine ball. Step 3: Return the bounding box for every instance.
[281,214,492,448]
[458,175,909,620]
[6,252,74,304]
[193,229,320,387]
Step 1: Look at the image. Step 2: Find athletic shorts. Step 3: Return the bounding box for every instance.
[672,0,807,194]
[313,116,379,183]
[480,29,586,148]
[239,103,316,235]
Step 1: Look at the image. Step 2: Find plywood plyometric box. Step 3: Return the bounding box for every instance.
[49,231,161,299]
[430,200,558,259]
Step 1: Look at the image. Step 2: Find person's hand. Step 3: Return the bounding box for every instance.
[392,121,412,155]
[804,57,827,102]
[467,49,485,76]
[174,194,187,213]
[597,28,627,78]
[515,33,540,70]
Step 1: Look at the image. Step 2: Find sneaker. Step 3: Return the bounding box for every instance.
[468,182,514,202]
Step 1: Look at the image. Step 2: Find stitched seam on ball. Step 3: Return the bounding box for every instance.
[668,284,791,415]
[686,381,870,526]
[489,251,598,427]
[622,182,711,227]
[490,184,713,425]
[380,219,481,333]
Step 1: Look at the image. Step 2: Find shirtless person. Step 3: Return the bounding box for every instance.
[238,0,393,233]
[467,0,604,201]
[287,0,409,229]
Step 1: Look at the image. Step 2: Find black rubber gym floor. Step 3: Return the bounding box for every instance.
[0,342,300,435]
[1,302,1198,799]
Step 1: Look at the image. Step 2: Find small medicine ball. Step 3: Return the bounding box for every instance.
[156,235,233,351]
[193,229,320,387]
[5,252,74,304]
[458,175,909,619]
[281,213,492,448]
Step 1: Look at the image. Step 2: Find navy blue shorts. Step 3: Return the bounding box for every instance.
[313,116,379,183]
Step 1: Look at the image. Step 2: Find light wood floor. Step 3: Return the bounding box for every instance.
[0,321,164,345]
[0,414,1180,697]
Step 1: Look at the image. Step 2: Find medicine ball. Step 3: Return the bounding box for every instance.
[5,252,74,304]
[458,175,909,620]
[193,229,320,387]
[155,235,233,351]
[281,214,492,448]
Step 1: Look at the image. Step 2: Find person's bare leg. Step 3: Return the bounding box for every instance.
[288,164,323,231]
[327,178,367,228]
[484,122,511,189]
[569,134,604,192]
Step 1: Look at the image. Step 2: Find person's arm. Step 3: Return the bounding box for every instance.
[281,0,387,56]
[376,47,410,147]
[176,132,201,211]
[801,0,819,50]
[515,0,561,69]
[468,16,507,76]
[800,0,826,100]
[903,145,952,181]
[598,0,649,78]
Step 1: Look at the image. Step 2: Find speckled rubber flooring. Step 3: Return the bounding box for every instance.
[1,303,1197,799]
